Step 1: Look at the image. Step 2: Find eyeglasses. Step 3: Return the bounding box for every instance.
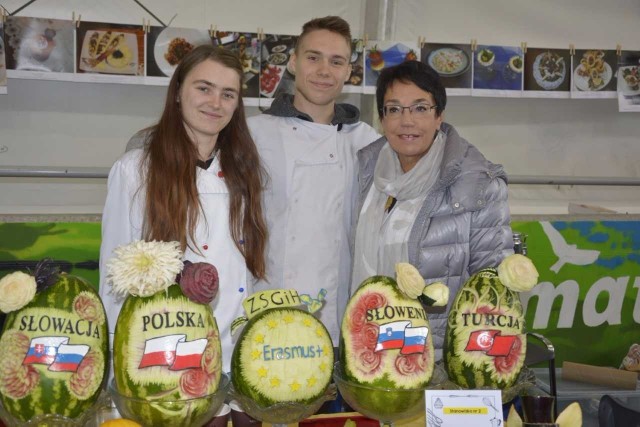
[382,103,437,118]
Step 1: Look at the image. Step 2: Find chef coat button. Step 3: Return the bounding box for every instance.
[453,202,460,208]
[293,127,297,131]
[203,244,208,250]
[217,171,224,178]
[239,287,245,293]
[329,153,334,158]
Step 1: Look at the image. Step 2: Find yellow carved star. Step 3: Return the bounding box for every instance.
[303,318,312,327]
[267,319,278,329]
[319,362,328,372]
[270,377,281,388]
[289,381,301,391]
[257,366,268,378]
[254,333,264,344]
[307,376,317,387]
[323,345,330,355]
[251,349,261,360]
[315,327,324,337]
[283,314,294,324]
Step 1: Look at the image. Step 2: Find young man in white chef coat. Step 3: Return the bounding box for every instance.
[247,16,380,346]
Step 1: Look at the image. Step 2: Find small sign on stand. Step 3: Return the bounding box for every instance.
[425,389,503,427]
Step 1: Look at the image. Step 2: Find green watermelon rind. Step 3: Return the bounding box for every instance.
[231,307,334,407]
[444,272,527,390]
[340,276,434,389]
[112,284,222,427]
[339,276,434,417]
[0,275,108,423]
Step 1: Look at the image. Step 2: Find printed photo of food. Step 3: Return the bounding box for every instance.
[213,32,261,97]
[345,39,365,88]
[0,23,7,88]
[259,33,297,99]
[473,45,523,91]
[76,22,144,76]
[147,26,213,78]
[524,47,570,92]
[365,40,420,89]
[572,49,616,92]
[617,50,640,110]
[3,16,74,73]
[421,43,472,89]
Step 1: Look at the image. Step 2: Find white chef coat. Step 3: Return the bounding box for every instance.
[99,149,247,373]
[247,114,380,343]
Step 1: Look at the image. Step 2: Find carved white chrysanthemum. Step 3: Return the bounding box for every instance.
[107,240,183,297]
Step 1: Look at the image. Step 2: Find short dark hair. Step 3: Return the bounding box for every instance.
[295,16,352,53]
[376,60,447,119]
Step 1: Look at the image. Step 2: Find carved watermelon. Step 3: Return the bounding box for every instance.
[340,275,434,416]
[113,283,222,425]
[231,307,334,407]
[445,268,526,389]
[0,273,108,422]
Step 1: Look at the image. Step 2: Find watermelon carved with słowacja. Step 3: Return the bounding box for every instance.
[445,268,526,389]
[113,283,222,425]
[0,273,108,422]
[340,275,435,416]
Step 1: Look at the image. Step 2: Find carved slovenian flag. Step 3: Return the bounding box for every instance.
[374,321,411,352]
[23,337,69,365]
[48,344,90,372]
[400,326,429,354]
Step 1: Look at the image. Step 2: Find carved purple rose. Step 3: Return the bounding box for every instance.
[179,261,219,304]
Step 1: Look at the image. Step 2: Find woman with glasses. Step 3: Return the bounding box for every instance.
[351,60,513,359]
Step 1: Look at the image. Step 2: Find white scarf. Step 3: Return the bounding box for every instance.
[351,131,446,293]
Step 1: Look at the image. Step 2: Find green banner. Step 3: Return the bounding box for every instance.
[0,222,100,289]
[513,220,640,367]
[1,220,638,368]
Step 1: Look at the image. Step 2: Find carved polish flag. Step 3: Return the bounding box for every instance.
[138,334,186,368]
[374,321,411,352]
[169,338,208,370]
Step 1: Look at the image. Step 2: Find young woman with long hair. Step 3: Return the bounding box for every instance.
[99,45,267,373]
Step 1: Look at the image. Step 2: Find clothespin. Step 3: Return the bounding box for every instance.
[0,7,6,24]
[259,27,264,41]
[616,44,622,56]
[418,36,426,49]
[363,33,369,47]
[521,42,527,54]
[569,44,575,55]
[471,38,477,52]
[142,18,150,33]
[72,11,82,28]
[209,24,216,38]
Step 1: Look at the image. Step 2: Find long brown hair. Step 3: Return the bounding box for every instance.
[143,45,267,279]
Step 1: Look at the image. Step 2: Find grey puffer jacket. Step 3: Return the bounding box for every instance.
[356,122,514,359]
